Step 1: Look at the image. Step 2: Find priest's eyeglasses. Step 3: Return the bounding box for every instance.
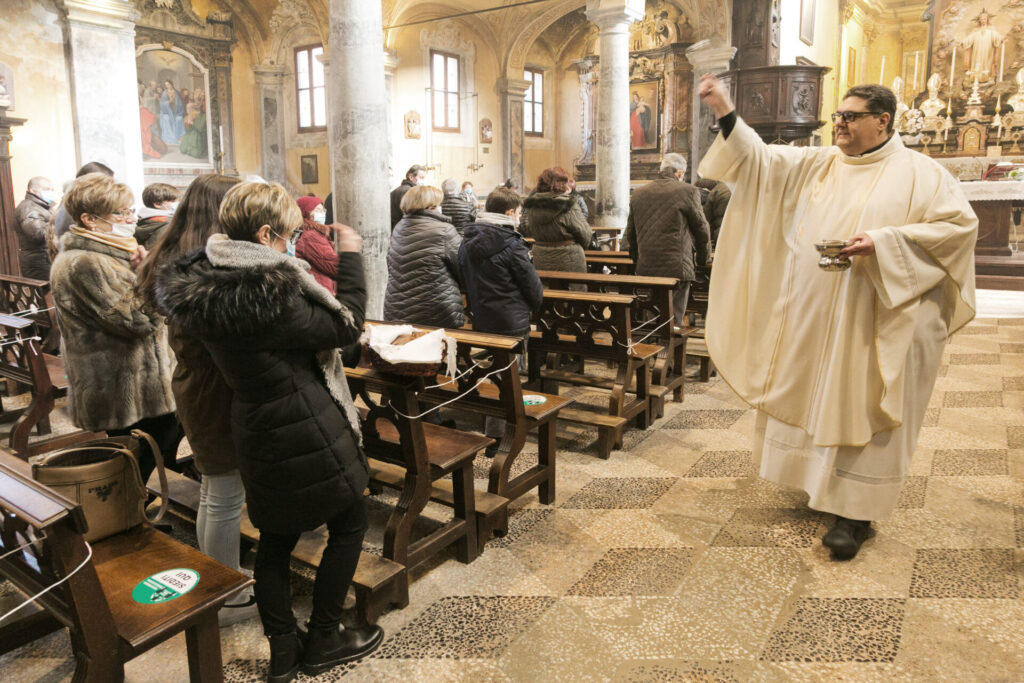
[830,111,882,124]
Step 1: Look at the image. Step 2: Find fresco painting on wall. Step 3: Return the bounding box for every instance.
[629,80,660,152]
[405,110,421,139]
[137,48,212,166]
[480,117,493,144]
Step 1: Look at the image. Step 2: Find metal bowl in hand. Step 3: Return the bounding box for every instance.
[815,240,851,271]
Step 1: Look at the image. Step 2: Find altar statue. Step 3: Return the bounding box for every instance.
[920,73,947,117]
[1008,67,1024,111]
[892,76,910,132]
[963,9,1003,80]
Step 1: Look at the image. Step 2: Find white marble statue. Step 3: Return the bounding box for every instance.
[920,73,947,117]
[892,76,910,132]
[1008,68,1024,111]
[963,9,1003,81]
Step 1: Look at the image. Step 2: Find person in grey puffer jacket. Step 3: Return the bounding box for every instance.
[440,177,477,234]
[384,184,466,329]
[624,153,710,325]
[521,167,592,272]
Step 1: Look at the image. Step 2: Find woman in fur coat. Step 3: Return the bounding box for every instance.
[157,182,382,682]
[49,173,180,484]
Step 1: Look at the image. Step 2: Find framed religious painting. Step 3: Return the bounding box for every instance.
[136,45,214,170]
[799,0,815,46]
[300,154,319,185]
[629,80,661,153]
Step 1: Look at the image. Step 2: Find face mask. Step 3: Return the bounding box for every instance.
[464,188,473,196]
[102,217,136,238]
[271,229,295,257]
[38,190,57,205]
[168,202,180,212]
[311,210,327,224]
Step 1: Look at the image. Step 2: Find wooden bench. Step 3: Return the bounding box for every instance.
[0,314,97,457]
[150,468,409,626]
[0,450,252,682]
[584,250,630,259]
[686,266,714,381]
[364,323,569,506]
[528,289,662,458]
[536,270,697,415]
[347,369,506,568]
[0,274,60,354]
[586,255,635,275]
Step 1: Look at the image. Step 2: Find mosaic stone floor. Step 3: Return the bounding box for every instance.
[2,316,1023,682]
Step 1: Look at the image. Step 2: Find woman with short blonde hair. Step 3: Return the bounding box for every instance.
[50,172,180,485]
[385,183,465,329]
[158,181,382,679]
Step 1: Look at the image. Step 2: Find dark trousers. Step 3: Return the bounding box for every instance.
[108,412,184,486]
[254,496,368,636]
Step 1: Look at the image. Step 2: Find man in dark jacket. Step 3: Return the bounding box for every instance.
[390,164,426,230]
[458,187,543,454]
[695,176,732,246]
[624,153,711,325]
[14,176,56,280]
[440,177,477,234]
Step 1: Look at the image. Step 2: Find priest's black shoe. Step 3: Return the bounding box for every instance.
[301,623,384,675]
[822,516,872,560]
[266,631,303,683]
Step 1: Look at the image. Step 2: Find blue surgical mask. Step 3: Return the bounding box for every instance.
[285,240,296,258]
[38,190,57,206]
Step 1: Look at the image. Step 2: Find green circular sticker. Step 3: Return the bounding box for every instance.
[132,568,200,604]
[523,394,547,406]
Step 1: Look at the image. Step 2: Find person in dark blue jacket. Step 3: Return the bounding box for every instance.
[458,188,543,455]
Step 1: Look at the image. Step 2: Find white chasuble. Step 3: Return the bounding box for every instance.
[697,118,977,520]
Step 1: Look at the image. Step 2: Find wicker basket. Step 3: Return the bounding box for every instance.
[363,329,446,377]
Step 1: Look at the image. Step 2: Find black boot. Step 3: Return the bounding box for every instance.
[266,632,302,683]
[822,516,872,560]
[301,623,384,675]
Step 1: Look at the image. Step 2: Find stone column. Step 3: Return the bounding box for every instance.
[685,40,736,182]
[498,77,530,192]
[384,50,399,176]
[328,0,391,318]
[252,65,287,185]
[586,0,644,227]
[571,57,599,165]
[59,0,144,197]
[212,53,237,176]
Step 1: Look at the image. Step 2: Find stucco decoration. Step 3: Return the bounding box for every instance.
[420,22,476,59]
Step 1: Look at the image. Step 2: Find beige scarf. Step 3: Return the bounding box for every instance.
[69,225,139,254]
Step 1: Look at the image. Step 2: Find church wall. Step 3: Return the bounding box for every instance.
[555,66,584,186]
[523,41,559,189]
[389,21,505,194]
[778,0,840,143]
[4,0,79,202]
[229,39,263,180]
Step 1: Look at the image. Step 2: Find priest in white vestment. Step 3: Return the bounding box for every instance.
[696,77,978,559]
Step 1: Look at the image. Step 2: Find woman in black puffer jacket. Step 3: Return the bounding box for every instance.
[157,181,382,682]
[384,184,465,328]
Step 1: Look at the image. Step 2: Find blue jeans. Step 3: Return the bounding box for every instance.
[196,470,246,572]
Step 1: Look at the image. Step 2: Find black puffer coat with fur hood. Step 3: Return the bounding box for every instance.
[157,242,368,534]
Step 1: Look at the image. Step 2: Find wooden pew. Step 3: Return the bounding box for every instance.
[536,270,696,413]
[586,255,635,275]
[686,265,714,381]
[528,289,663,458]
[0,314,97,456]
[584,250,629,259]
[0,274,60,354]
[347,368,508,567]
[365,323,569,506]
[149,469,409,626]
[0,449,251,682]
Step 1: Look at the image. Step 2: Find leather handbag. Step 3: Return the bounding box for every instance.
[31,430,169,543]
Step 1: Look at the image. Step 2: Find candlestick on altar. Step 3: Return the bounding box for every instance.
[1001,43,1005,83]
[219,126,224,155]
[996,94,1004,139]
[950,46,957,89]
[880,56,886,84]
[913,51,920,95]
